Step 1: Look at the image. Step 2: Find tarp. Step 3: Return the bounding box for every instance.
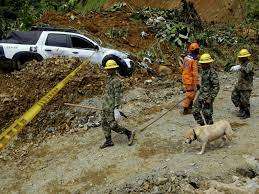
[0,31,42,45]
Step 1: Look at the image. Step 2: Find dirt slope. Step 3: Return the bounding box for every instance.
[0,74,258,193]
[104,0,245,23]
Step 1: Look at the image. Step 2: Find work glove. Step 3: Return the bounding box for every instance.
[230,65,241,72]
[114,108,122,121]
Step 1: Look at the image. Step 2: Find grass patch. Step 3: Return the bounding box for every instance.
[76,0,108,13]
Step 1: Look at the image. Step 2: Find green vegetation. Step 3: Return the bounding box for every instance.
[106,28,129,39]
[76,0,108,13]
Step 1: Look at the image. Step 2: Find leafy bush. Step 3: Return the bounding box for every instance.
[76,0,108,13]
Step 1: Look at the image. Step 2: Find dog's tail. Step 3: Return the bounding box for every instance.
[225,121,236,141]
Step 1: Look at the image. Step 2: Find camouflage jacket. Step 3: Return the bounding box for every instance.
[236,62,254,90]
[102,74,123,111]
[199,67,220,100]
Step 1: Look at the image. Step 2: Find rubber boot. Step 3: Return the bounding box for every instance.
[240,108,250,119]
[100,136,114,149]
[192,112,205,126]
[237,106,245,117]
[125,130,135,146]
[198,120,205,126]
[182,108,192,115]
[205,116,214,125]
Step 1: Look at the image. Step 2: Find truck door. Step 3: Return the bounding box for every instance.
[68,35,98,62]
[42,33,71,58]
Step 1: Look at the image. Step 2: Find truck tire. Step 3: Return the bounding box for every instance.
[13,52,43,70]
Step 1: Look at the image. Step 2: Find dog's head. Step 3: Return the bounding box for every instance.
[184,129,196,144]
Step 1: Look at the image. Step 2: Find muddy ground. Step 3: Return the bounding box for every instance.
[0,73,258,193]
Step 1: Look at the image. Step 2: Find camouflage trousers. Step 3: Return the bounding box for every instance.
[231,88,252,109]
[101,109,129,138]
[192,96,214,126]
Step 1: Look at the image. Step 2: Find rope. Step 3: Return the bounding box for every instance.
[139,97,185,133]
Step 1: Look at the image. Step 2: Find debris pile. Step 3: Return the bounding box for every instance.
[132,0,203,48]
[0,58,106,134]
[0,57,178,139]
[107,168,259,193]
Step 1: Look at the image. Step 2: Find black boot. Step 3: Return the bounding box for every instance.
[125,130,135,146]
[241,108,250,119]
[182,108,192,115]
[100,136,114,149]
[193,112,205,126]
[205,116,214,125]
[198,120,205,126]
[237,106,245,117]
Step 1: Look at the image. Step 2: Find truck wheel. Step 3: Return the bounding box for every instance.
[16,60,25,70]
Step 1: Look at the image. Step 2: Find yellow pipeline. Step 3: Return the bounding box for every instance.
[0,62,84,151]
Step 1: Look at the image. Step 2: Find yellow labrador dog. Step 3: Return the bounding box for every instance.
[184,120,234,154]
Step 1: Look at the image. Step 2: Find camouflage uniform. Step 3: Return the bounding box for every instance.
[231,62,254,114]
[192,67,220,125]
[102,73,129,138]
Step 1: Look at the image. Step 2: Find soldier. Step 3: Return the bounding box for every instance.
[230,49,254,119]
[100,60,134,149]
[179,42,200,115]
[192,54,220,126]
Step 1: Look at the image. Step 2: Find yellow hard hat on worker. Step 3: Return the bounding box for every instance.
[199,53,214,64]
[238,49,251,58]
[105,60,119,69]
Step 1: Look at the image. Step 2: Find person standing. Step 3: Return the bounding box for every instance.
[192,54,220,126]
[230,49,254,119]
[180,42,200,115]
[100,60,134,149]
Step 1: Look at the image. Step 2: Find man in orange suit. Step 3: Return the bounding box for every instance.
[180,42,200,115]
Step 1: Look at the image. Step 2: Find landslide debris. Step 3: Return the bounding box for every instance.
[0,57,177,140]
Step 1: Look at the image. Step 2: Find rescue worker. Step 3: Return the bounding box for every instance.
[180,42,200,115]
[192,54,220,126]
[100,60,134,149]
[230,49,254,119]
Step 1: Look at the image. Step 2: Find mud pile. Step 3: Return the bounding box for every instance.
[0,57,176,139]
[104,0,245,23]
[38,11,155,54]
[0,58,105,133]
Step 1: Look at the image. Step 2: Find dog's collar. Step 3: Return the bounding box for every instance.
[193,129,198,141]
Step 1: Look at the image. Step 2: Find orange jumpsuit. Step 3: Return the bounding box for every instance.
[180,54,199,108]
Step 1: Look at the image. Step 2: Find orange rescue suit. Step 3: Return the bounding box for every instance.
[180,54,199,108]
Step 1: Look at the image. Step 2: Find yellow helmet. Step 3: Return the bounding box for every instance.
[105,60,119,69]
[199,53,214,64]
[238,49,251,58]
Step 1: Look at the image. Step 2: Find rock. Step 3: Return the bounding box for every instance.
[78,124,84,128]
[243,155,259,175]
[151,186,161,194]
[156,177,168,185]
[236,167,256,179]
[203,188,224,194]
[158,65,172,77]
[209,180,255,194]
[245,178,259,192]
[144,79,153,84]
[142,181,150,191]
[46,127,56,133]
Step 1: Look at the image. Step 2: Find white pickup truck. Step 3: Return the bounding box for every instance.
[0,28,134,76]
